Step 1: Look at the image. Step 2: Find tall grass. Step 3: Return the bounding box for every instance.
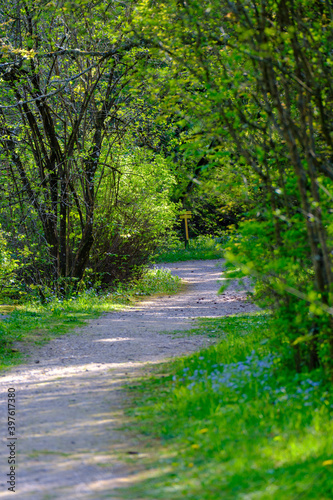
[121,313,333,500]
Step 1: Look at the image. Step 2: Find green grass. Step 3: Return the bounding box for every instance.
[120,313,333,500]
[0,268,181,370]
[155,235,225,262]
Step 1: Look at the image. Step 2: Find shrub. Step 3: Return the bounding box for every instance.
[91,148,178,286]
[0,229,19,300]
[223,213,333,376]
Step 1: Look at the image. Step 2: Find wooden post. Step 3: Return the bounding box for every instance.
[179,211,192,248]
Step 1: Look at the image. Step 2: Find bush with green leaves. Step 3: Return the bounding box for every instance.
[91,147,178,285]
[223,208,333,374]
[0,229,19,299]
[131,0,333,377]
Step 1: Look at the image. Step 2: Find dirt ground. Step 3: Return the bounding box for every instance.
[0,259,257,500]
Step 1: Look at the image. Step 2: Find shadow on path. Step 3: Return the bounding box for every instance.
[0,259,257,499]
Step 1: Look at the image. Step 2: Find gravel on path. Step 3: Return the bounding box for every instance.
[0,259,257,500]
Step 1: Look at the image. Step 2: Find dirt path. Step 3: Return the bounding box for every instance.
[0,260,257,500]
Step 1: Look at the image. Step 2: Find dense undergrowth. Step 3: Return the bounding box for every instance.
[121,313,333,500]
[0,268,181,370]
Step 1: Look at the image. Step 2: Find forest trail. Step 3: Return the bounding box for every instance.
[0,259,257,500]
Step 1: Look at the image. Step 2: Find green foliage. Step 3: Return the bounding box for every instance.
[91,147,178,284]
[130,0,333,376]
[223,209,333,372]
[121,314,333,500]
[0,229,19,297]
[0,0,179,289]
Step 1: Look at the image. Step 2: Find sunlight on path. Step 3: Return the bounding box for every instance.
[0,259,256,499]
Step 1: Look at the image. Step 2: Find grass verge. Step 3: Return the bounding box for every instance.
[0,267,181,371]
[155,235,225,263]
[120,313,333,500]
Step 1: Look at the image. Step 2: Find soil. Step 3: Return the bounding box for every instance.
[0,259,257,500]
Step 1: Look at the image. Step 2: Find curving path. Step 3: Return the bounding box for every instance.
[0,260,257,500]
